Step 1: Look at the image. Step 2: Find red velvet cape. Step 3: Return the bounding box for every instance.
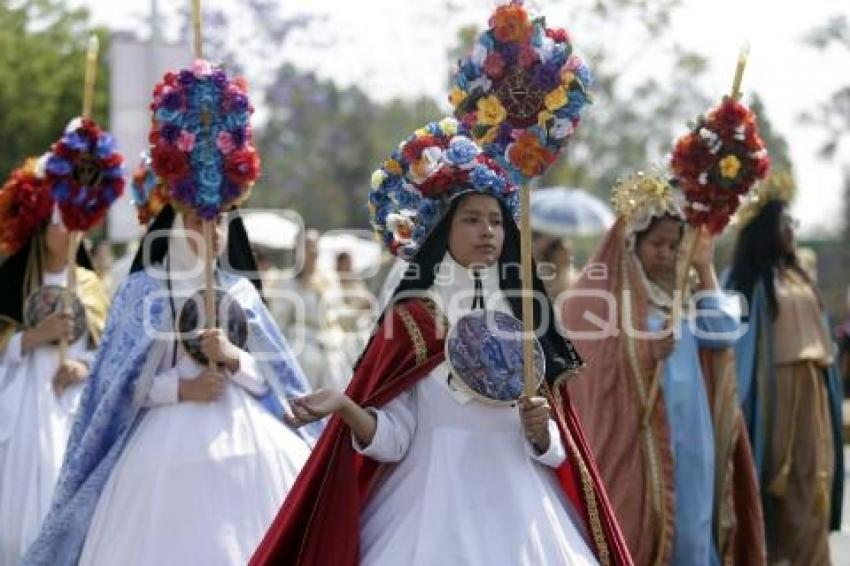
[251,299,632,565]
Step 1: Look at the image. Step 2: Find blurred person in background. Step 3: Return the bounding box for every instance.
[266,229,349,391]
[325,251,374,372]
[533,231,576,304]
[726,185,844,565]
[91,240,115,295]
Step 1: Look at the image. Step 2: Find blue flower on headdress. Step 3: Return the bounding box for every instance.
[470,164,506,192]
[46,155,72,177]
[575,64,593,89]
[61,131,88,153]
[95,134,116,158]
[445,136,479,168]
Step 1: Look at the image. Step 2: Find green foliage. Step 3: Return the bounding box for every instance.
[0,0,110,176]
[253,65,441,230]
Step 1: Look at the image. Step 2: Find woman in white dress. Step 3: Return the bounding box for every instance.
[24,205,322,566]
[0,185,109,565]
[252,120,631,565]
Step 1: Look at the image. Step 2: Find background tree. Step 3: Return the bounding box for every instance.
[802,13,850,241]
[0,0,110,175]
[254,65,441,230]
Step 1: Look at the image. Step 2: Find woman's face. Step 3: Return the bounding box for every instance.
[44,221,70,264]
[635,217,682,289]
[182,210,227,258]
[448,194,505,268]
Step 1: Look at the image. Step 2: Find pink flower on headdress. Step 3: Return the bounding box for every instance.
[192,59,213,78]
[216,131,235,155]
[176,130,196,153]
[565,54,583,72]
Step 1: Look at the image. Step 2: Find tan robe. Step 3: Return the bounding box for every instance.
[765,269,835,566]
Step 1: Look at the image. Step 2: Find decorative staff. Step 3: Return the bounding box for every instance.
[641,43,770,427]
[449,0,592,394]
[149,0,260,367]
[44,34,125,364]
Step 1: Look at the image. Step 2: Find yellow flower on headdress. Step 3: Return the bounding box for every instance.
[449,86,468,108]
[414,127,430,137]
[544,86,569,112]
[477,95,507,126]
[370,169,387,190]
[383,159,402,176]
[537,110,555,128]
[439,117,459,136]
[719,154,741,179]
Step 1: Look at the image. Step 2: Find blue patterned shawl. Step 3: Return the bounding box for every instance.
[23,269,322,565]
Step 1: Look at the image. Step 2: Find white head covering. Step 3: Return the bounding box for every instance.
[165,213,228,294]
[430,251,509,325]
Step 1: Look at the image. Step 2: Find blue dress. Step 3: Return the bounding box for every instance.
[647,292,740,566]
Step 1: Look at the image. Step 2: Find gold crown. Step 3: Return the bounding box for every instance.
[611,169,677,220]
[734,170,796,229]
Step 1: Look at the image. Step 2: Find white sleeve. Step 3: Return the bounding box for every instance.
[228,349,269,396]
[143,368,181,407]
[526,419,567,468]
[351,390,417,463]
[0,332,24,365]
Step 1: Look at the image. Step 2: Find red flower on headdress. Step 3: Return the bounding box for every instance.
[546,28,570,44]
[402,135,440,162]
[225,148,261,185]
[484,52,506,79]
[0,160,54,255]
[419,166,467,198]
[151,143,190,182]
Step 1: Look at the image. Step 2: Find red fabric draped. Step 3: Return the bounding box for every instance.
[251,298,632,565]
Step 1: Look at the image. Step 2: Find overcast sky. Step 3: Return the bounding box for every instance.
[74,0,850,236]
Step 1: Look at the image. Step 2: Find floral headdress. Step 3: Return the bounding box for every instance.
[369,117,520,259]
[611,168,684,250]
[130,152,169,224]
[450,0,592,185]
[149,59,260,219]
[45,117,125,231]
[670,97,770,233]
[0,157,54,255]
[733,169,796,229]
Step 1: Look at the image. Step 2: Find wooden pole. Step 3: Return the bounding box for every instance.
[203,221,216,369]
[641,227,697,428]
[730,42,749,102]
[520,186,536,395]
[82,35,99,121]
[59,35,99,365]
[191,0,216,368]
[642,43,749,427]
[192,0,204,62]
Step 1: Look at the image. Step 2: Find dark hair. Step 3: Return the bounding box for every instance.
[727,199,805,318]
[386,193,583,384]
[0,223,94,325]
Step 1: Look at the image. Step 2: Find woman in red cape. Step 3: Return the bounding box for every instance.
[251,120,631,566]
